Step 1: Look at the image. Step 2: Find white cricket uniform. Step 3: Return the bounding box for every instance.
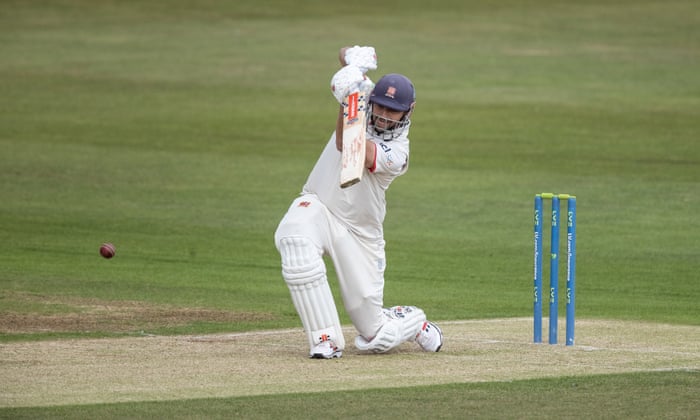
[275,126,409,341]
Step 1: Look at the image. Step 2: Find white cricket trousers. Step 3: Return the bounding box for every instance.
[274,193,386,340]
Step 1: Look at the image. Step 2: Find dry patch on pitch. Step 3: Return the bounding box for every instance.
[0,293,272,334]
[1,318,698,407]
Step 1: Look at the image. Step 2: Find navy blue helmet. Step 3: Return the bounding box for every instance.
[368,74,415,140]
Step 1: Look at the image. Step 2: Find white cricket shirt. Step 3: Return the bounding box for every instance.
[302,129,410,239]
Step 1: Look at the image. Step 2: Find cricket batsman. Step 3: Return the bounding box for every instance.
[274,46,443,358]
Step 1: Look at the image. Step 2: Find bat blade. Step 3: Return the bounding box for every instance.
[340,89,369,188]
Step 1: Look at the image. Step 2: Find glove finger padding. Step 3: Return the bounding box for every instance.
[344,45,377,73]
[330,65,368,104]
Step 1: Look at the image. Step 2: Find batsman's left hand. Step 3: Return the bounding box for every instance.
[343,45,377,73]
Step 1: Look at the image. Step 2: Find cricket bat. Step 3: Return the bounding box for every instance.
[340,86,370,188]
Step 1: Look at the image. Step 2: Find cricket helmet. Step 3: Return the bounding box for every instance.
[368,73,416,140]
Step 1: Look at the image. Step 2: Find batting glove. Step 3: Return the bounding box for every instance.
[330,65,372,104]
[344,45,378,73]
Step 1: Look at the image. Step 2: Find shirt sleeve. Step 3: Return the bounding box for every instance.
[372,139,409,177]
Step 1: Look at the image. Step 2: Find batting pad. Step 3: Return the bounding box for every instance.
[354,306,426,353]
[278,236,345,350]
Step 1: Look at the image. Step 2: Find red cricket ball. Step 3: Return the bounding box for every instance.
[100,243,116,259]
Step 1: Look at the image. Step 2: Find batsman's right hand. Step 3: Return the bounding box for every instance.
[330,65,371,104]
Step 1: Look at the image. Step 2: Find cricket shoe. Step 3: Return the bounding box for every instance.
[310,335,342,359]
[415,321,443,352]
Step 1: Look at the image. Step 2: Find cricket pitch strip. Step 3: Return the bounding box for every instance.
[1,318,698,407]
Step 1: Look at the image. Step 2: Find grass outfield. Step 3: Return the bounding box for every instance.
[1,0,699,417]
[1,372,697,419]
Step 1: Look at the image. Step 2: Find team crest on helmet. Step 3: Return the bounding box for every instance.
[385,86,396,99]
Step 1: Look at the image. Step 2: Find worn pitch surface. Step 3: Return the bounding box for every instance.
[1,318,698,407]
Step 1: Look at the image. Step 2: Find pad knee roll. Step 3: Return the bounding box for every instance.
[278,236,345,350]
